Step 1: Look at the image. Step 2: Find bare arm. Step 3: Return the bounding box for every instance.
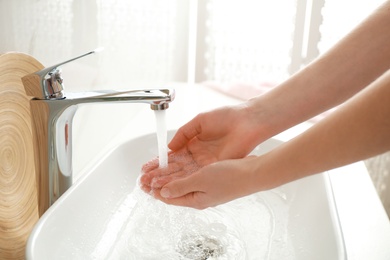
[239,0,390,143]
[250,69,390,190]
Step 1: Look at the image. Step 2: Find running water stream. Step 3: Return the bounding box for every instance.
[154,110,168,168]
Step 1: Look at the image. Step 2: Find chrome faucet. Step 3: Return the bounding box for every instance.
[22,49,175,216]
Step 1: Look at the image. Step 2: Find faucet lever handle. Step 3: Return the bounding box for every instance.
[42,47,104,75]
[22,47,103,100]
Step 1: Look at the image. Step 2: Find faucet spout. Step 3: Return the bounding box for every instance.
[63,88,175,109]
[25,88,175,216]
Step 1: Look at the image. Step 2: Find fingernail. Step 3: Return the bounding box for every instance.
[160,187,171,198]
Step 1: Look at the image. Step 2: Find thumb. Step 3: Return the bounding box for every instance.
[168,118,201,151]
[160,174,200,199]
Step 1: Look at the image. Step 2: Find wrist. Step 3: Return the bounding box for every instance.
[244,95,287,142]
[249,149,301,193]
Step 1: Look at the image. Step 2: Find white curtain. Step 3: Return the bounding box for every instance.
[0,0,74,64]
[1,0,386,85]
[95,0,189,87]
[0,0,188,89]
[195,0,296,83]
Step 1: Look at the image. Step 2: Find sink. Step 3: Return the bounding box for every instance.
[26,130,346,259]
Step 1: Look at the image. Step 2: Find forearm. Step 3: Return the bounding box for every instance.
[248,1,390,139]
[253,69,390,190]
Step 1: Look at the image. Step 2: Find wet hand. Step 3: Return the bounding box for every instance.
[140,147,204,193]
[141,156,256,209]
[150,156,261,209]
[168,104,263,162]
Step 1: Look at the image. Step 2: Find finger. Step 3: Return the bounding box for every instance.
[150,171,185,189]
[159,172,203,200]
[151,183,210,210]
[153,190,207,210]
[140,183,151,193]
[143,147,192,174]
[168,116,201,151]
[140,162,183,187]
[139,173,153,187]
[150,170,188,189]
[150,176,172,189]
[141,158,159,173]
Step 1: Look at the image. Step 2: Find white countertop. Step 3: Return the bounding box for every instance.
[73,83,390,260]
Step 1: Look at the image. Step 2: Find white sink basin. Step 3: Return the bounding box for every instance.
[27,130,346,259]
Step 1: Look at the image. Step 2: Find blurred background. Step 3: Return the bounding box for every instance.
[0,0,388,217]
[0,0,385,86]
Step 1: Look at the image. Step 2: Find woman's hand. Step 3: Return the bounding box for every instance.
[168,104,266,161]
[140,103,268,193]
[140,148,203,194]
[150,156,262,209]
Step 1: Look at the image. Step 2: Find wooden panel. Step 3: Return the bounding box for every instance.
[0,52,43,259]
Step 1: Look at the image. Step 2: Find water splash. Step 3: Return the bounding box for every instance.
[102,181,298,260]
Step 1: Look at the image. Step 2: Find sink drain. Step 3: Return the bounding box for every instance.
[177,233,225,260]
